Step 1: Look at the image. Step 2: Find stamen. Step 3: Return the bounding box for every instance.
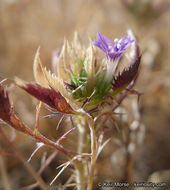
[114,38,118,43]
[108,44,113,51]
[117,43,121,49]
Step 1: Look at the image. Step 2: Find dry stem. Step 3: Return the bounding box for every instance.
[0,127,49,190]
[8,110,76,158]
[75,116,89,190]
[87,117,96,190]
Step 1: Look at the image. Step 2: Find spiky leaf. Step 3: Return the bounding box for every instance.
[15,78,75,114]
[112,56,141,92]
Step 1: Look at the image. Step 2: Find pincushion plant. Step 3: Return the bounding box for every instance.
[0,30,141,190]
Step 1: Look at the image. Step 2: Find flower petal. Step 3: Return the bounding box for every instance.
[93,32,113,53]
[114,35,133,52]
[94,33,134,61]
[14,77,76,114]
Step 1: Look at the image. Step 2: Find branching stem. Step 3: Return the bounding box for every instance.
[0,127,49,190]
[8,113,76,158]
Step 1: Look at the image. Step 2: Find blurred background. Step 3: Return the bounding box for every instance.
[0,0,170,189]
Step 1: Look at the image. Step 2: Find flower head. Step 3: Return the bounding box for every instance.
[93,31,138,81]
[14,31,141,115]
[93,32,134,60]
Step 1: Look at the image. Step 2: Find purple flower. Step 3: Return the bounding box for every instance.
[93,33,134,60]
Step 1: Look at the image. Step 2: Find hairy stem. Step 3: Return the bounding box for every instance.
[8,113,76,158]
[0,127,49,190]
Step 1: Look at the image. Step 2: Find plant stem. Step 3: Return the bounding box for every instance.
[75,116,89,190]
[8,113,76,158]
[75,161,86,190]
[0,127,49,190]
[87,118,96,190]
[123,152,133,183]
[77,117,90,154]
